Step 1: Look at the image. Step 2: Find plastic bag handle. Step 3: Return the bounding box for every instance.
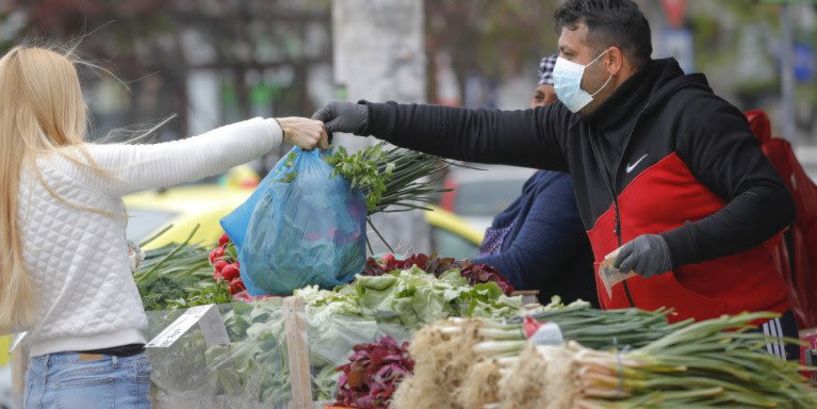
[295,147,332,160]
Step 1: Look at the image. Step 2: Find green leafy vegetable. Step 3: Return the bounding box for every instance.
[166,281,233,309]
[281,171,298,183]
[296,266,523,329]
[325,143,450,215]
[135,226,222,311]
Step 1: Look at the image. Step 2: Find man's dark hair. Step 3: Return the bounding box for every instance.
[554,0,652,68]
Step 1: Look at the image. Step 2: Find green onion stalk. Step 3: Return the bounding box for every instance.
[134,225,229,310]
[392,299,689,409]
[494,312,817,409]
[469,299,687,355]
[325,143,452,252]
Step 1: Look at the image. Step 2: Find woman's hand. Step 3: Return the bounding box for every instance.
[276,117,331,150]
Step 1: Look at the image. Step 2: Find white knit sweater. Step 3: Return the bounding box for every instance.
[19,118,282,357]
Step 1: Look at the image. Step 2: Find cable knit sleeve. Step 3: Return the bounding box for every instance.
[84,117,282,196]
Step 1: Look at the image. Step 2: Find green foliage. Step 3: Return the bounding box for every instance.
[325,144,393,212]
[135,227,217,311]
[296,266,523,330]
[325,143,449,215]
[165,281,233,309]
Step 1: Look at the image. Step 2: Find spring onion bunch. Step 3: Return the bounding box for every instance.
[494,312,817,409]
[326,143,450,215]
[134,226,228,310]
[391,299,685,409]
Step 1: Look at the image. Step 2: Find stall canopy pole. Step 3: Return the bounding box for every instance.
[780,4,798,145]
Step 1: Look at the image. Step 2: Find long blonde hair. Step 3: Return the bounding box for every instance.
[0,45,107,331]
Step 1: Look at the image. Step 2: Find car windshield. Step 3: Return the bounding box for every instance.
[453,180,525,217]
[126,208,180,242]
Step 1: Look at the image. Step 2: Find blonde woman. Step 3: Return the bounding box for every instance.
[0,45,329,409]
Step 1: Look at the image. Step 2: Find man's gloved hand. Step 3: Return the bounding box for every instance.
[311,101,368,134]
[613,234,673,278]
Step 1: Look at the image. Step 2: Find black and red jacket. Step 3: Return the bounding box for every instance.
[359,58,795,323]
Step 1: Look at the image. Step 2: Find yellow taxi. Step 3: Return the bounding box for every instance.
[123,172,483,258]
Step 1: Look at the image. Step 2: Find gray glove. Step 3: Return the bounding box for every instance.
[614,234,673,278]
[311,101,368,134]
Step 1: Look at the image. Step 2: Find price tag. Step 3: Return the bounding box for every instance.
[10,331,27,352]
[146,305,229,348]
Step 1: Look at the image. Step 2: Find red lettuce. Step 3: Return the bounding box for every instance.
[363,253,516,295]
[456,260,515,295]
[335,336,414,409]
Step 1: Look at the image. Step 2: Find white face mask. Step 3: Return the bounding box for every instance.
[553,50,613,113]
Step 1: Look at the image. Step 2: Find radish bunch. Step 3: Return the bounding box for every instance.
[210,233,246,296]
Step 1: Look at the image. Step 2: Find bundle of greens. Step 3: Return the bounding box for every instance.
[203,300,295,405]
[391,299,683,409]
[295,266,524,330]
[334,336,414,409]
[194,266,523,406]
[325,143,450,250]
[496,312,817,409]
[135,227,232,310]
[364,253,516,295]
[325,143,449,215]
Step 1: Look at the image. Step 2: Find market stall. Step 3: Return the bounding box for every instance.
[134,136,817,409]
[133,239,817,408]
[9,145,817,409]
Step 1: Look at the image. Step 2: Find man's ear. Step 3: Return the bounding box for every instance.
[606,47,624,76]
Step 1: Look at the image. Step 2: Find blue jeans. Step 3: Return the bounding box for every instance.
[24,352,151,409]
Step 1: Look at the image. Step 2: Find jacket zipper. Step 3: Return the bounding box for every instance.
[587,100,649,307]
[587,127,636,307]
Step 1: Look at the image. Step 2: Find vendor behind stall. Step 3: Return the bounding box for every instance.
[313,0,799,360]
[473,55,597,307]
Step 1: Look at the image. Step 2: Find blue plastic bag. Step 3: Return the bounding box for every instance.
[222,147,367,295]
[220,152,291,250]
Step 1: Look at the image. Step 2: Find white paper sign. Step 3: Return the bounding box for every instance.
[145,305,229,348]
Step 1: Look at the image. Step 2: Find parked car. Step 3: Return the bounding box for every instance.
[439,165,536,234]
[426,205,483,259]
[124,184,252,249]
[124,185,484,258]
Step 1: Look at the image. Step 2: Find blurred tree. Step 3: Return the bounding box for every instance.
[685,1,816,142]
[424,0,558,105]
[4,0,331,143]
[0,7,30,52]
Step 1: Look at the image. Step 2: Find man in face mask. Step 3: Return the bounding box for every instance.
[472,55,597,307]
[314,0,798,359]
